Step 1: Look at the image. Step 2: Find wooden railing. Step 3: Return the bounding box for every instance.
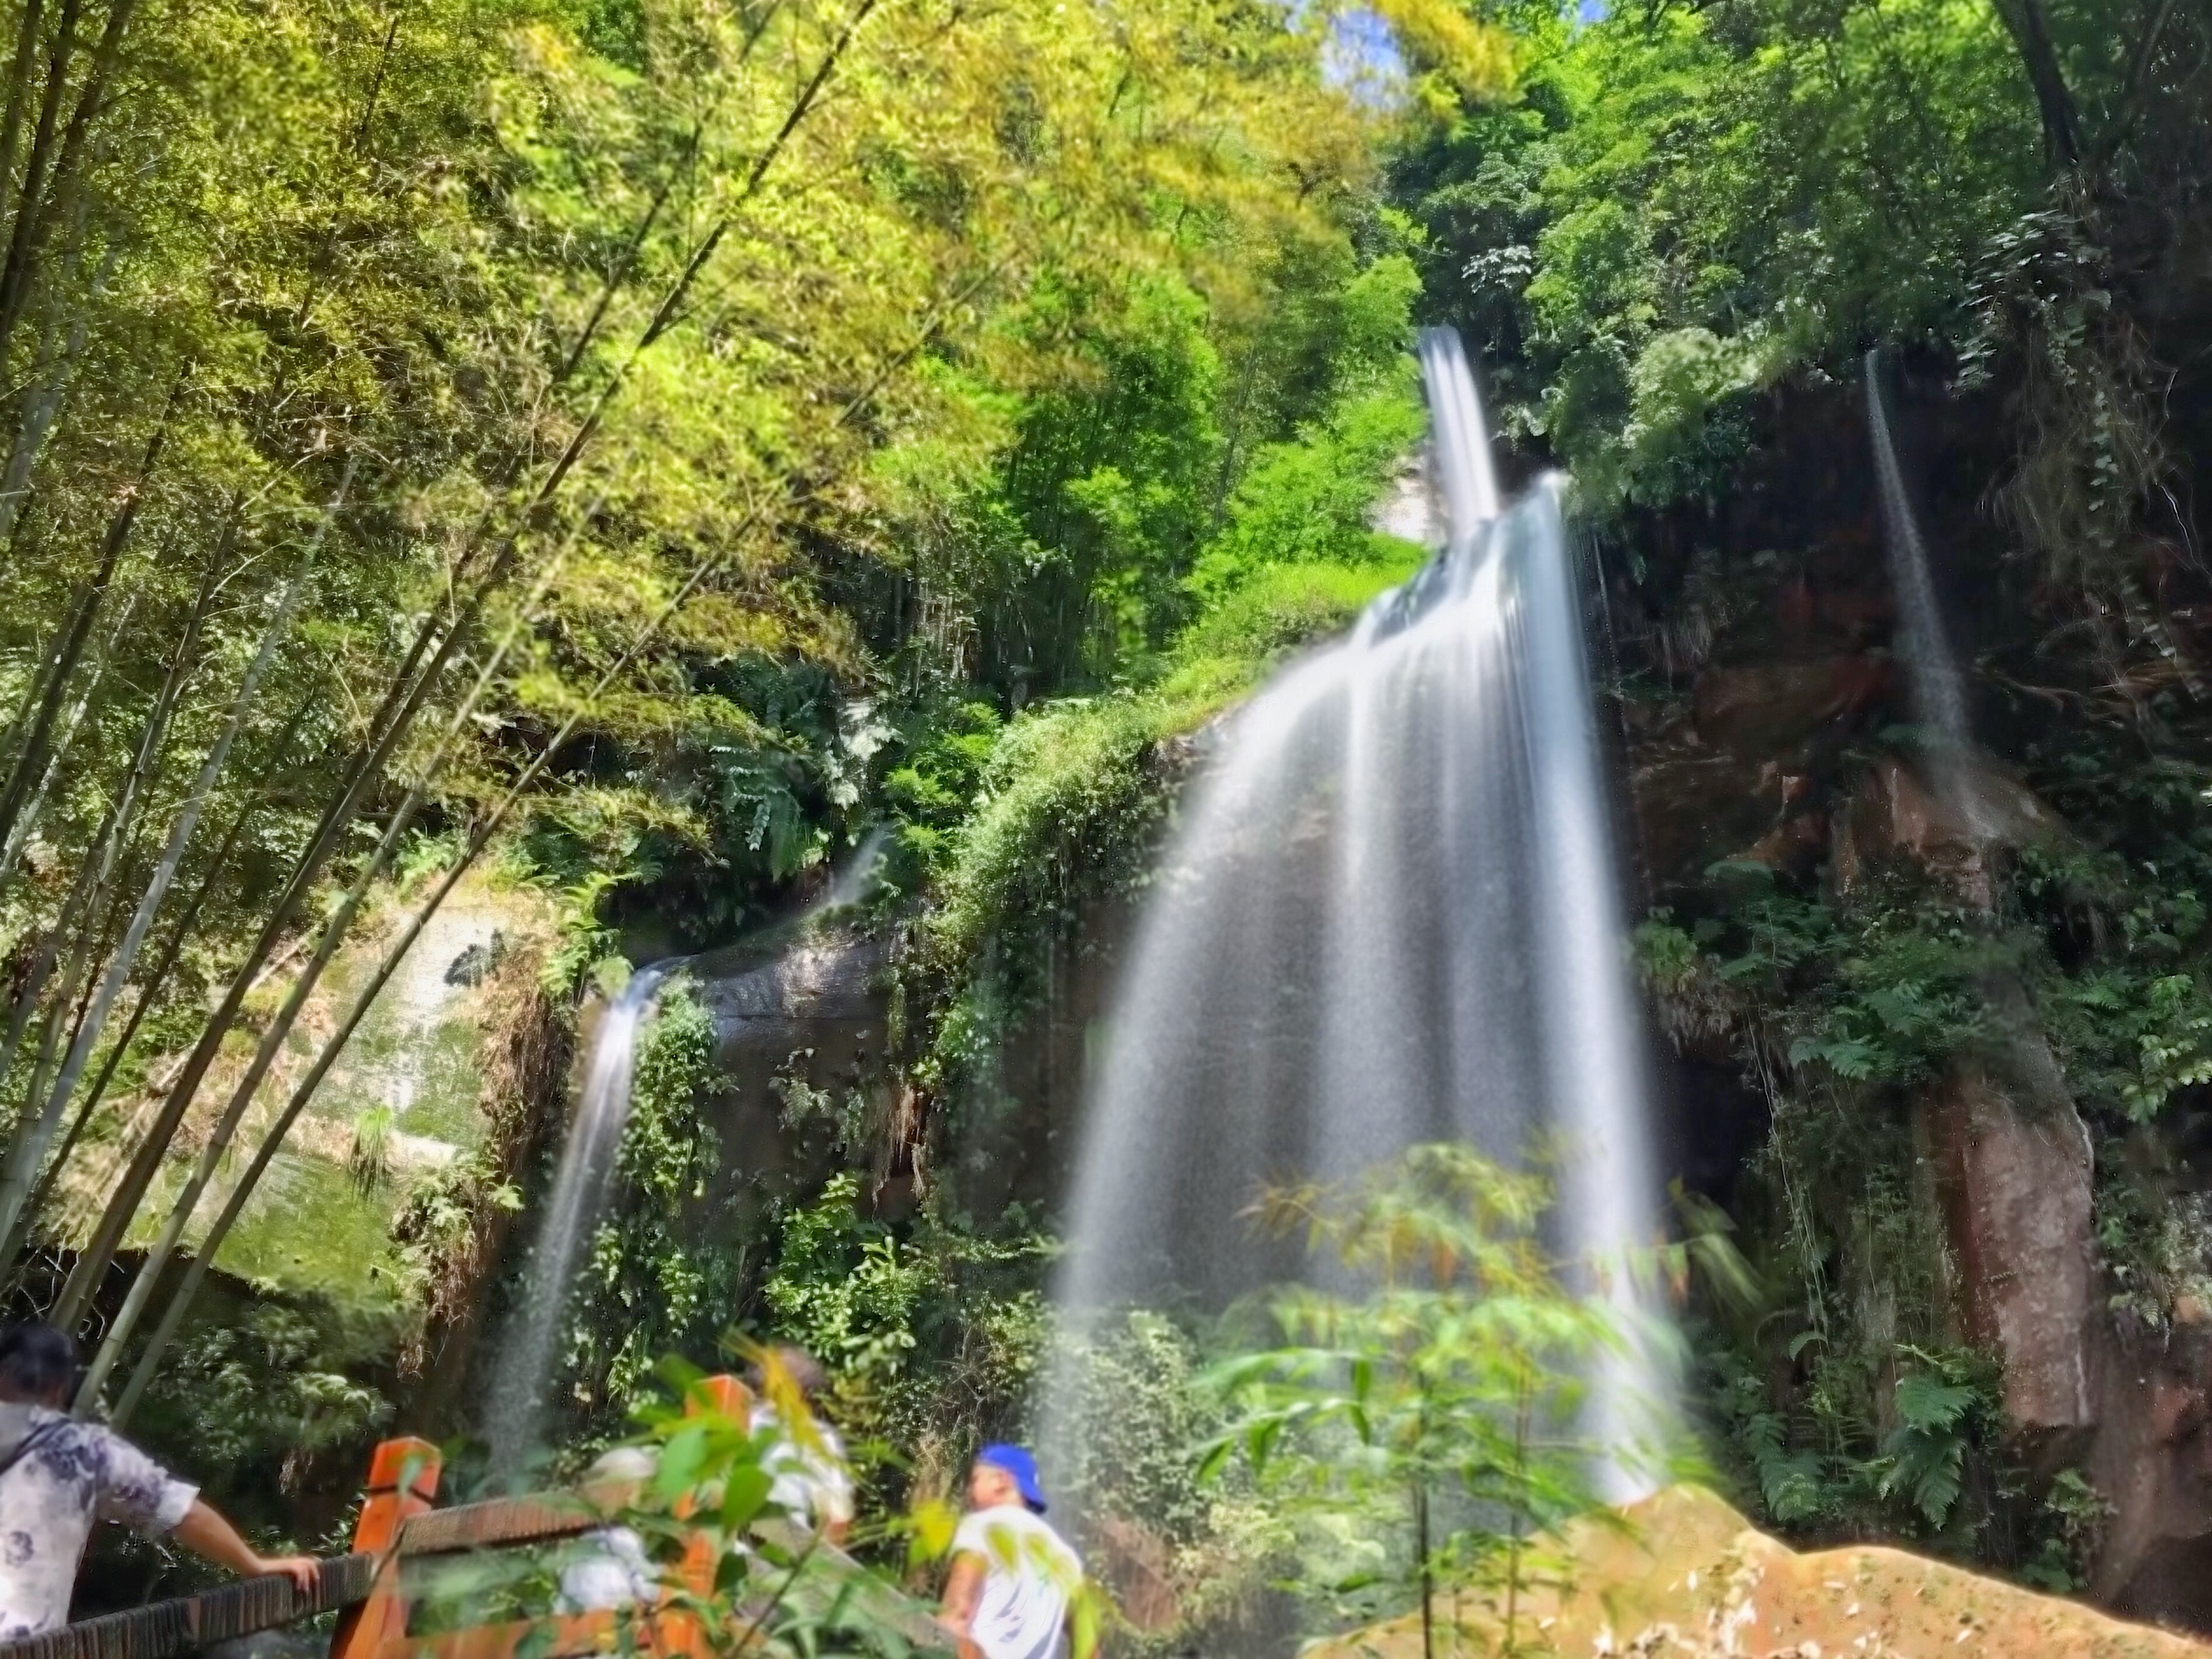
[0,1376,950,1659]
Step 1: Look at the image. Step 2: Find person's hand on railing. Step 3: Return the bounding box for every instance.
[171,1500,320,1595]
[253,1555,323,1596]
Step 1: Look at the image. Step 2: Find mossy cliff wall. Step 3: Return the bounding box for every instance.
[1603,374,2212,1630]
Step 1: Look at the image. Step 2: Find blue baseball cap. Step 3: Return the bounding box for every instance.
[976,1443,1048,1513]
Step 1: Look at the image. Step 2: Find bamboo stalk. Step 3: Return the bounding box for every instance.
[83,523,588,1403]
[104,264,1001,1413]
[0,192,111,547]
[57,131,785,1316]
[0,589,132,895]
[0,386,171,856]
[0,693,317,1278]
[0,0,86,369]
[0,0,51,235]
[49,463,381,1324]
[61,0,894,1328]
[0,779,122,1096]
[0,528,279,1251]
[0,0,138,373]
[11,897,106,1150]
[638,0,883,353]
[50,479,551,1329]
[107,519,735,1420]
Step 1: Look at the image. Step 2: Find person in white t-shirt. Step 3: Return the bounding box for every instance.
[746,1346,854,1547]
[936,1444,1081,1659]
[555,1446,662,1614]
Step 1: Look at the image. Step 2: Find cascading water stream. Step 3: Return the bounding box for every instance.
[1047,326,1664,1496]
[1866,349,1969,751]
[481,828,891,1475]
[484,958,672,1476]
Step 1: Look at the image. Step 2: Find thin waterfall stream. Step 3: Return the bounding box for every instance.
[1046,326,1665,1495]
[484,957,674,1476]
[1866,349,1970,751]
[481,830,890,1474]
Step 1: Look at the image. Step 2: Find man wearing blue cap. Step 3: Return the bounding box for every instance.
[936,1443,1082,1659]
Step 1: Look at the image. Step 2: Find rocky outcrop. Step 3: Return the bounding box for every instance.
[2090,1328,2212,1630]
[1627,655,1891,887]
[1691,655,1891,757]
[1833,752,2064,904]
[692,924,886,1080]
[1310,1485,2211,1658]
[1923,1064,2098,1448]
[686,921,889,1203]
[1839,751,2212,1627]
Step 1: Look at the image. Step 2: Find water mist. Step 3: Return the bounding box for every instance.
[1866,349,1969,749]
[1047,327,1666,1498]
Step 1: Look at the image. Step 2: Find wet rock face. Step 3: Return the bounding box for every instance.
[693,929,886,1062]
[1832,753,2066,906]
[1691,654,1892,758]
[1627,654,1891,888]
[1843,757,2212,1628]
[2091,1328,2212,1628]
[1922,1065,2098,1445]
[686,925,889,1201]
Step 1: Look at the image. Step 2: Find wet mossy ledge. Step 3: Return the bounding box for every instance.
[891,550,1425,1131]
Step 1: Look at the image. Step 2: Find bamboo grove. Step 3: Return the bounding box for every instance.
[0,0,1483,1420]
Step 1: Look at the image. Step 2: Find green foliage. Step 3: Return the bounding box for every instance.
[139,1301,393,1473]
[763,1173,935,1387]
[1047,1311,1286,1653]
[1639,858,2005,1090]
[2018,1468,2109,1594]
[758,1170,1053,1492]
[419,1361,1015,1658]
[1189,381,1429,601]
[1201,1145,1626,1639]
[2093,1168,2212,1331]
[564,976,738,1426]
[2012,807,2212,1126]
[1056,1314,1223,1546]
[1391,0,2209,578]
[1880,1350,1994,1528]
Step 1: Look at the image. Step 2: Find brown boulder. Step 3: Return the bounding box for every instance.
[1629,749,1771,885]
[2089,1328,2212,1630]
[1309,1485,2211,1657]
[1832,753,2065,905]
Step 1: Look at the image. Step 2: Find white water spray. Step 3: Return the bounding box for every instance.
[1049,327,1664,1493]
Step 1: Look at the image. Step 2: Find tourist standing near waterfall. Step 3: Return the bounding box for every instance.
[748,1346,855,1546]
[0,1323,318,1637]
[936,1445,1081,1659]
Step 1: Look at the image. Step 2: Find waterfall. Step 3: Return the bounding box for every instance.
[1866,350,1969,749]
[478,830,889,1475]
[1049,327,1664,1492]
[484,959,673,1476]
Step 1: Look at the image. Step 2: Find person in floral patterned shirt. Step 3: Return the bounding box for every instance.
[0,1322,318,1637]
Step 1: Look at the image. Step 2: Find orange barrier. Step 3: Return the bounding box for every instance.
[0,1375,821,1659]
[334,1375,752,1659]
